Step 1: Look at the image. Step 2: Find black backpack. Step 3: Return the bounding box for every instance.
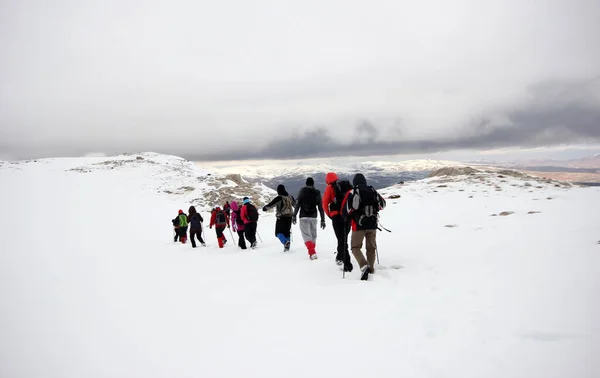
[245,203,259,221]
[215,210,227,226]
[332,179,353,207]
[350,186,380,224]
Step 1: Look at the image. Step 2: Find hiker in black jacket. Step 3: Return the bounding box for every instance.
[293,177,325,260]
[187,206,206,247]
[263,184,295,251]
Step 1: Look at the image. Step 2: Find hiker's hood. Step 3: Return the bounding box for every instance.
[230,201,239,211]
[277,184,288,196]
[325,172,338,185]
[353,173,367,187]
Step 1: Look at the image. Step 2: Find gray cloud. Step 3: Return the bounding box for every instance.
[1,0,600,160]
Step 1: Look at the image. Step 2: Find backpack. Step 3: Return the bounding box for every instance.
[178,214,188,227]
[349,186,380,225]
[332,179,353,208]
[215,210,227,226]
[233,209,244,226]
[245,203,259,222]
[190,213,202,228]
[279,196,294,217]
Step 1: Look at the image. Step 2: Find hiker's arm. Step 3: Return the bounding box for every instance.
[293,190,303,217]
[322,185,332,218]
[378,192,386,210]
[341,191,353,220]
[317,191,325,220]
[264,196,281,210]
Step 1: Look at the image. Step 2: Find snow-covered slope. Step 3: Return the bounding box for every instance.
[1,153,599,378]
[0,152,275,210]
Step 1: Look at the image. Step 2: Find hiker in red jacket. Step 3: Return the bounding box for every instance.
[209,206,230,248]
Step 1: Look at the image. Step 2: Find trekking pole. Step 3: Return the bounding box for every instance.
[343,222,349,279]
[228,227,236,244]
[377,219,392,232]
[257,231,263,243]
[376,247,380,265]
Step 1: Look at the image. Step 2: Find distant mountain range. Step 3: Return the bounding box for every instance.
[201,159,467,195]
[201,153,600,193]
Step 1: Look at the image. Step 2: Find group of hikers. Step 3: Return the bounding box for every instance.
[172,172,386,280]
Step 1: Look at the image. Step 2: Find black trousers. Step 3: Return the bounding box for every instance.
[332,215,351,264]
[190,227,204,247]
[244,222,257,244]
[215,226,226,239]
[275,217,292,238]
[237,230,247,249]
[176,226,188,241]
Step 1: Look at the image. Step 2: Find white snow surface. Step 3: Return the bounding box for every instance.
[1,154,599,378]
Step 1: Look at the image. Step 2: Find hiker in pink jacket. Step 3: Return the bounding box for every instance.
[230,201,247,249]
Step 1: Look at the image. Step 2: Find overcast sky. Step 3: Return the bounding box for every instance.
[1,0,599,161]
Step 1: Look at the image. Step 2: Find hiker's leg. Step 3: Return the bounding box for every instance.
[365,229,378,272]
[351,230,367,268]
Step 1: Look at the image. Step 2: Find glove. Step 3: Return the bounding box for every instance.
[320,219,326,229]
[262,206,267,211]
[209,225,212,229]
[227,224,230,228]
[292,216,297,225]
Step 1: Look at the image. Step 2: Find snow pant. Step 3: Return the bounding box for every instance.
[237,230,247,249]
[244,222,257,245]
[177,226,188,243]
[350,229,377,272]
[215,226,227,248]
[275,216,292,245]
[299,217,318,256]
[189,227,204,248]
[332,215,351,265]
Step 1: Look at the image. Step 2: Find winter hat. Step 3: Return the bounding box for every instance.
[277,184,288,196]
[352,173,367,187]
[243,197,250,204]
[306,177,314,186]
[178,209,183,214]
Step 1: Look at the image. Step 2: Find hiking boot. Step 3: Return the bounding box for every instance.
[201,242,206,247]
[309,253,318,260]
[223,239,227,245]
[360,265,371,280]
[251,241,257,249]
[284,241,291,251]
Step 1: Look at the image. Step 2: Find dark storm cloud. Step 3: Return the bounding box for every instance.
[185,78,600,161]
